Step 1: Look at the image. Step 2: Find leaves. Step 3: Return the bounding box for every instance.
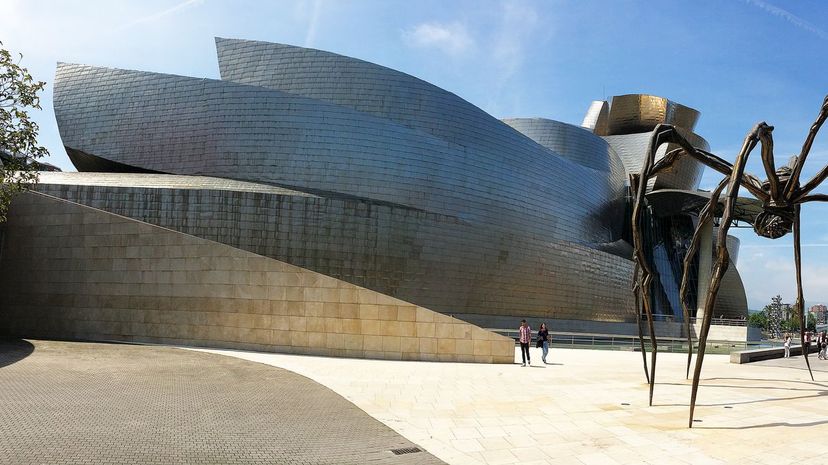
[0,40,48,223]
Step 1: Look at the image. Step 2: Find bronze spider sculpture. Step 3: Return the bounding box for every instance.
[631,94,828,427]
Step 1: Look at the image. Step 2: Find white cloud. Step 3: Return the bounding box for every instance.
[115,0,205,32]
[402,21,474,56]
[491,1,539,82]
[743,0,828,41]
[303,0,323,47]
[736,243,828,308]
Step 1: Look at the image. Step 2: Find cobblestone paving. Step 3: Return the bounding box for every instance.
[0,339,444,465]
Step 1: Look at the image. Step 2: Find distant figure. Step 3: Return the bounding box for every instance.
[784,334,791,358]
[538,322,550,364]
[519,319,531,367]
[805,331,812,356]
[820,331,828,360]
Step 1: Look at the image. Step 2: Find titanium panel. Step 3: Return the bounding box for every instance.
[581,100,610,136]
[54,63,622,244]
[711,266,749,319]
[606,94,700,135]
[604,128,710,190]
[214,38,545,155]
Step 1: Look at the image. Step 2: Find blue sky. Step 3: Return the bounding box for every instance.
[3,0,828,310]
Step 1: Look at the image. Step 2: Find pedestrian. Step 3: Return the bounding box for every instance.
[820,331,828,360]
[804,330,812,356]
[784,334,791,358]
[538,322,550,364]
[518,319,531,367]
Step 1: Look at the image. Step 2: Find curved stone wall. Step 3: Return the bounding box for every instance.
[0,192,516,362]
[35,174,635,323]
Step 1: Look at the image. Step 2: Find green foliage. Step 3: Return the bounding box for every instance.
[1,40,47,222]
[757,294,818,334]
[747,310,768,330]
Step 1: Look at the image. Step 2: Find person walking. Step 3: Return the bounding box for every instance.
[820,331,828,360]
[519,319,531,366]
[538,322,550,364]
[804,330,812,357]
[784,334,791,358]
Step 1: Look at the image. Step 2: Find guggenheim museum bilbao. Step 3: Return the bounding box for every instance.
[0,38,748,362]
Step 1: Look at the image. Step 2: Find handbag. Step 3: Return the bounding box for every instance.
[536,339,543,348]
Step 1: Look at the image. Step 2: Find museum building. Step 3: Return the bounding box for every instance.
[0,38,749,362]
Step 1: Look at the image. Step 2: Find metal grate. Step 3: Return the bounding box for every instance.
[391,447,422,455]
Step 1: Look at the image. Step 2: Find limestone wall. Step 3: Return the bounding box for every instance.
[0,192,514,363]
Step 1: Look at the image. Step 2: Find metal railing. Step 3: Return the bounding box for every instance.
[494,329,778,354]
[642,315,748,327]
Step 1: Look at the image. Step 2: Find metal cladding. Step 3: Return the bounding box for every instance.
[54,62,620,245]
[47,38,748,326]
[581,100,610,136]
[606,94,700,135]
[586,94,709,191]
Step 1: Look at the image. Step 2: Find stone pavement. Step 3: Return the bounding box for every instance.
[0,339,444,465]
[197,345,828,465]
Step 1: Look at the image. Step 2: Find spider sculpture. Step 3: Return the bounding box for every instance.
[631,94,828,427]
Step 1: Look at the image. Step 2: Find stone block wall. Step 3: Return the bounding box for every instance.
[0,192,514,363]
[36,175,636,324]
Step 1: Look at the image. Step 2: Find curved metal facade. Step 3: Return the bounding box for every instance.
[54,63,621,245]
[606,94,700,135]
[603,128,710,191]
[45,38,748,327]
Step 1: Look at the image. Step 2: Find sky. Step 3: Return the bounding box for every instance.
[2,0,828,311]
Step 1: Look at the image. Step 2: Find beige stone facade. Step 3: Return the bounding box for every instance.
[0,193,514,363]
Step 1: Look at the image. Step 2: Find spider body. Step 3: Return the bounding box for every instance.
[753,207,793,239]
[631,95,828,427]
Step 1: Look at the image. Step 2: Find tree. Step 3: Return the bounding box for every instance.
[747,310,768,331]
[1,41,48,222]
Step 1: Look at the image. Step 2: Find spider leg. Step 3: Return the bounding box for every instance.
[632,126,682,406]
[633,262,650,384]
[785,95,828,201]
[795,161,828,202]
[679,178,730,379]
[800,193,828,202]
[794,204,815,381]
[632,125,759,407]
[629,172,651,385]
[756,123,782,200]
[651,139,768,203]
[689,124,764,427]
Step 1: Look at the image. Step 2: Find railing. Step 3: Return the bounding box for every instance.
[689,316,748,327]
[641,315,748,327]
[494,329,778,354]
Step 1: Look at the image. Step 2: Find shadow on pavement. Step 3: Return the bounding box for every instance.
[0,339,35,369]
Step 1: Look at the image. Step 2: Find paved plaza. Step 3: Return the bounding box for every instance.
[200,345,828,465]
[0,339,443,465]
[4,339,828,464]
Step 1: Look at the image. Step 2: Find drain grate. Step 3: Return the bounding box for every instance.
[391,447,422,455]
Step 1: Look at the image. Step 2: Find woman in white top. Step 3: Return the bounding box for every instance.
[784,334,791,358]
